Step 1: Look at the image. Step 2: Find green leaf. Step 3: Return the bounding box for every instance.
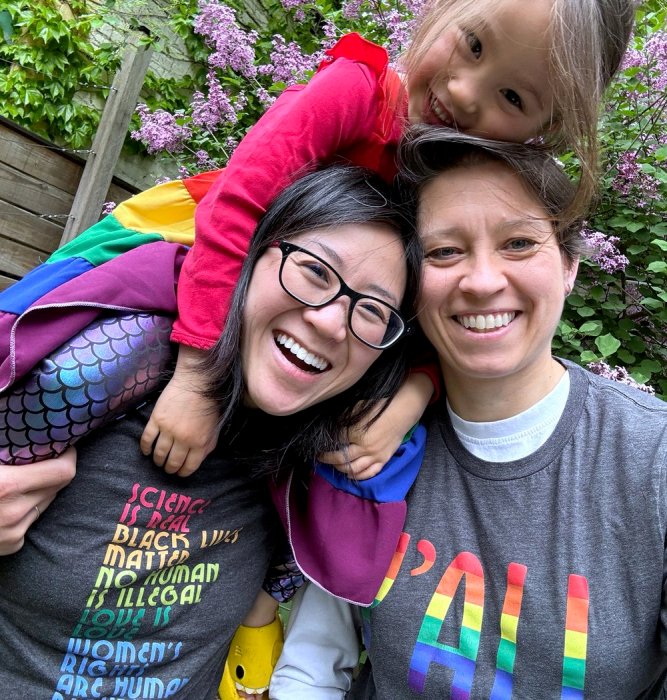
[627,244,647,255]
[567,294,585,307]
[651,239,667,252]
[580,351,598,364]
[647,261,667,274]
[617,349,636,364]
[579,320,603,336]
[587,286,606,302]
[576,306,596,318]
[639,359,662,374]
[0,10,13,43]
[642,297,663,309]
[595,334,621,358]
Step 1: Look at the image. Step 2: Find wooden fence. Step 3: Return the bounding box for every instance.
[0,116,137,290]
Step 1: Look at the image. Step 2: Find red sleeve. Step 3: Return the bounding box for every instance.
[171,52,387,349]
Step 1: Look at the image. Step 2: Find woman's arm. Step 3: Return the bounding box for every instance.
[270,582,360,699]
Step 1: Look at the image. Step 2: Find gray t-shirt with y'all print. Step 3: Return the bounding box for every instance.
[0,401,278,699]
[355,361,667,698]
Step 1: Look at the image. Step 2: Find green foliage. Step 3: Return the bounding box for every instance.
[0,1,120,148]
[552,0,667,397]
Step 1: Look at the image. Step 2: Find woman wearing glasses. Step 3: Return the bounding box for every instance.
[0,165,420,698]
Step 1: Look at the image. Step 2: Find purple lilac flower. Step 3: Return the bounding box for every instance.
[587,361,655,395]
[622,30,667,93]
[579,226,629,273]
[611,151,659,207]
[191,72,237,130]
[385,9,415,60]
[178,165,191,179]
[195,149,217,169]
[234,92,248,113]
[101,201,117,215]
[225,136,239,157]
[342,0,363,19]
[280,0,309,8]
[194,0,258,79]
[256,87,276,109]
[131,104,191,154]
[154,176,172,185]
[321,20,338,43]
[258,35,319,86]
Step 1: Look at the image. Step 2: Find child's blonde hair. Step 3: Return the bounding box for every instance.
[402,0,635,222]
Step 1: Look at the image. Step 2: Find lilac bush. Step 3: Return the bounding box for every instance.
[554,1,666,396]
[131,0,427,173]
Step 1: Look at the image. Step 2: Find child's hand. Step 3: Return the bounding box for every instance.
[220,591,282,700]
[318,372,434,480]
[140,345,220,476]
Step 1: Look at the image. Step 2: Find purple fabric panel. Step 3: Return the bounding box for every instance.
[0,242,186,392]
[272,471,406,606]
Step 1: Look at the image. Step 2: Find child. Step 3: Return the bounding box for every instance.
[144,0,635,479]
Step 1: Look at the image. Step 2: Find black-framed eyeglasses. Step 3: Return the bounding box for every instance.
[270,240,408,350]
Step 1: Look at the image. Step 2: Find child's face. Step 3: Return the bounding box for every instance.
[407,0,555,143]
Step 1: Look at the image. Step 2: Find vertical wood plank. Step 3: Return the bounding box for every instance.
[60,36,153,245]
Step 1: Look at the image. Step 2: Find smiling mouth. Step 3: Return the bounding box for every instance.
[457,312,516,332]
[430,92,455,127]
[275,333,330,373]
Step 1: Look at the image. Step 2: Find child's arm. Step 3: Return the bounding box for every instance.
[140,345,220,476]
[145,38,398,474]
[172,36,396,350]
[318,371,434,480]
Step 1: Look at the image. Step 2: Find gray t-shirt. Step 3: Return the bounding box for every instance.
[357,362,667,698]
[0,402,279,699]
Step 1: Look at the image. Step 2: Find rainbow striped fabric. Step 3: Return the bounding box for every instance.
[0,170,221,394]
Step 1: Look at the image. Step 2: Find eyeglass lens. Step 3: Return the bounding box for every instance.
[280,248,403,348]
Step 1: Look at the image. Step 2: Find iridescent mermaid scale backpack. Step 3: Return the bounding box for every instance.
[0,170,217,465]
[0,312,174,464]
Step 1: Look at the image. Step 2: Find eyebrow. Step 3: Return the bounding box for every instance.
[421,217,551,239]
[314,240,401,307]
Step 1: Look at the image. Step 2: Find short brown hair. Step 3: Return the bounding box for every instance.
[397,124,585,262]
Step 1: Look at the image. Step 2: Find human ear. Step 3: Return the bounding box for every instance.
[563,255,579,296]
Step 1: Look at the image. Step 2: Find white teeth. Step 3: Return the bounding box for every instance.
[430,94,452,126]
[275,334,328,370]
[459,312,515,331]
[235,683,268,694]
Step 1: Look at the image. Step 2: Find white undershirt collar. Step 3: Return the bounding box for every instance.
[446,371,571,462]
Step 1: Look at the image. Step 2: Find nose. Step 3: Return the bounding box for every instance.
[458,253,507,298]
[447,73,480,122]
[302,299,349,343]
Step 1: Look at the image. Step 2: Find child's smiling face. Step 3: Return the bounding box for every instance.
[407,0,556,144]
